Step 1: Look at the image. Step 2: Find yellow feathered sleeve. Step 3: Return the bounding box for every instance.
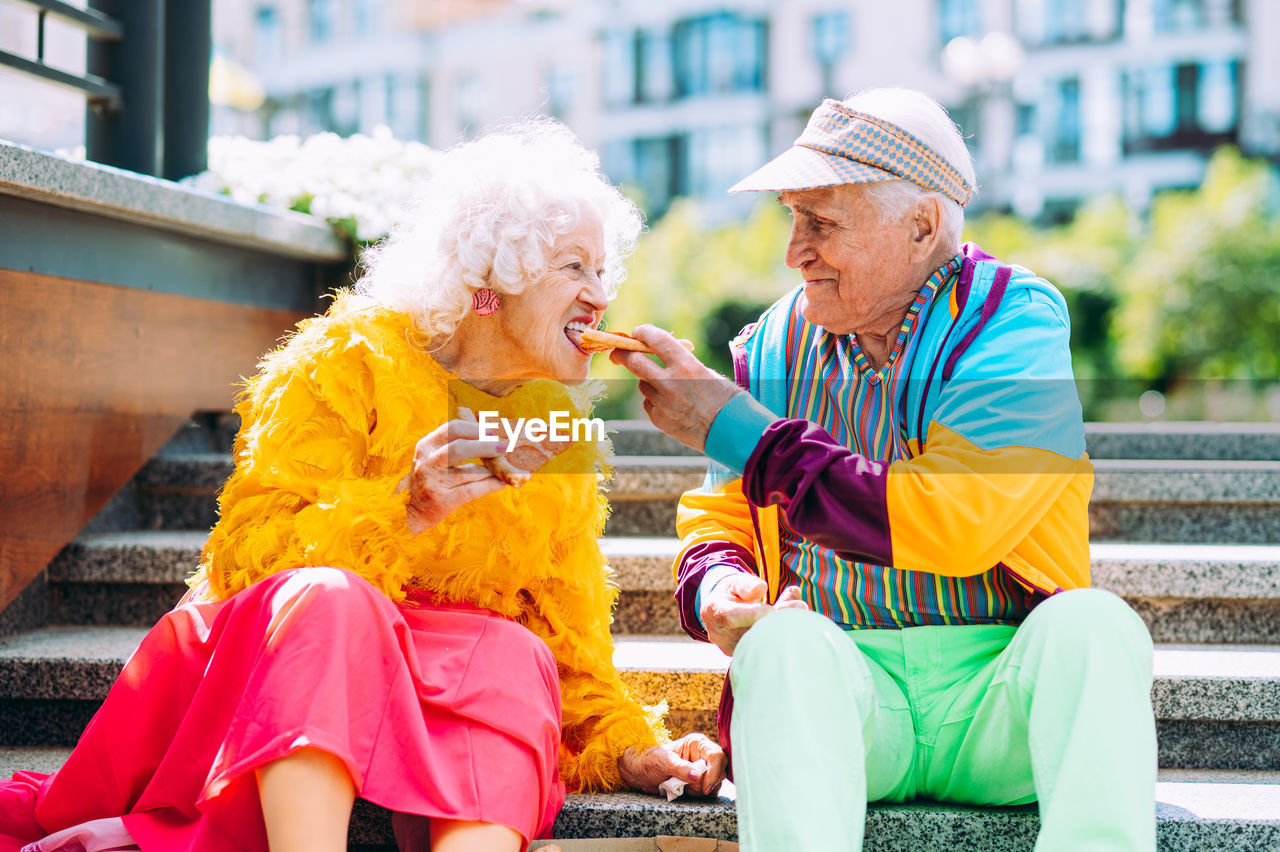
[520,532,671,792]
[198,313,430,602]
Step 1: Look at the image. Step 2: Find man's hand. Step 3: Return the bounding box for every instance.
[701,573,809,656]
[617,733,727,798]
[609,325,738,453]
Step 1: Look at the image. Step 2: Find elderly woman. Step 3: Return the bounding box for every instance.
[0,122,725,852]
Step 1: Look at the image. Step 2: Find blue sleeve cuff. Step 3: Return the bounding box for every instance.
[704,392,777,476]
[694,564,747,628]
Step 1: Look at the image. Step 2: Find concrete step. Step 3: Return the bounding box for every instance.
[43,534,1280,643]
[1082,422,1280,462]
[607,420,1280,461]
[112,454,1280,543]
[1,626,1276,771]
[1,748,1276,851]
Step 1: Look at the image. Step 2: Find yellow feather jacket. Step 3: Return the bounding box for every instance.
[194,291,668,792]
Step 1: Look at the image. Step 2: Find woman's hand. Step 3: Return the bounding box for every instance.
[399,413,508,533]
[617,733,727,799]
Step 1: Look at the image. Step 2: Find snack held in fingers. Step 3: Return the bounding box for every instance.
[578,327,695,354]
[460,406,571,487]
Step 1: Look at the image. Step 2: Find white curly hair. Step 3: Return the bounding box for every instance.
[357,119,642,344]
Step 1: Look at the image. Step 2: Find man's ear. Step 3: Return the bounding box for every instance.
[908,196,944,262]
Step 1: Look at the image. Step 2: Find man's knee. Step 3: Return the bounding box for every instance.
[735,608,843,663]
[731,608,863,700]
[1031,588,1150,642]
[1022,588,1154,681]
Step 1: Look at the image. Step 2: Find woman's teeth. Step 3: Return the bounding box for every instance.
[565,321,593,346]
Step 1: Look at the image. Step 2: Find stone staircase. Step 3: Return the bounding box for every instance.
[2,417,1279,849]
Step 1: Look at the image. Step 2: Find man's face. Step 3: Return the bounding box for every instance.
[779,184,917,336]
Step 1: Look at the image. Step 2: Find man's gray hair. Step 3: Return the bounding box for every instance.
[357,119,642,345]
[844,88,975,248]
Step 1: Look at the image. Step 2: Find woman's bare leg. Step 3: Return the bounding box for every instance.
[429,819,525,852]
[257,747,355,852]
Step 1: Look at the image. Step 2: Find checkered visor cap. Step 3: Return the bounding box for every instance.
[729,99,974,207]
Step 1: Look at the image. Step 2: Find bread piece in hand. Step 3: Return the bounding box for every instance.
[578,328,696,355]
[482,434,572,487]
[459,406,571,488]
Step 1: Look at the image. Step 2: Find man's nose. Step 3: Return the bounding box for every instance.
[784,224,812,269]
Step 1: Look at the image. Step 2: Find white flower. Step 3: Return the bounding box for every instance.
[184,128,438,243]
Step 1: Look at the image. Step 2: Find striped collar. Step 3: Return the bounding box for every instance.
[843,252,965,380]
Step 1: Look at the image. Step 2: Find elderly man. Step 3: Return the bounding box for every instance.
[611,88,1156,850]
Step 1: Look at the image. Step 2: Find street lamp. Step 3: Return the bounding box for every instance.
[940,31,1025,213]
[941,32,1024,90]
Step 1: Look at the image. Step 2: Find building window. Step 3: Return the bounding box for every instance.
[453,73,481,139]
[1043,0,1088,43]
[938,0,980,45]
[304,87,334,134]
[812,9,850,96]
[634,135,682,216]
[603,31,636,106]
[309,0,335,43]
[354,0,381,36]
[546,62,578,119]
[684,124,768,198]
[254,5,282,59]
[1016,102,1037,137]
[1123,61,1239,153]
[947,103,980,159]
[1153,0,1204,31]
[638,30,675,103]
[672,13,766,99]
[1197,60,1237,133]
[1050,77,1081,163]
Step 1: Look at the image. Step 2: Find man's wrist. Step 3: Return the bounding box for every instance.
[695,564,746,628]
[703,392,777,475]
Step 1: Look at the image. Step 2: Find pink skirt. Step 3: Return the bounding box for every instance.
[0,567,565,851]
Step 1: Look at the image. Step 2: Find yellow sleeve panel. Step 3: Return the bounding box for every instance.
[887,422,1093,593]
[674,478,760,579]
[524,535,669,792]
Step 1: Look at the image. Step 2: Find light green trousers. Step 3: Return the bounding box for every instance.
[728,589,1157,851]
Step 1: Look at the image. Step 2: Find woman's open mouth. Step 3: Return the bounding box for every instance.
[564,320,594,354]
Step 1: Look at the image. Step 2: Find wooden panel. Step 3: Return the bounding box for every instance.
[0,268,307,612]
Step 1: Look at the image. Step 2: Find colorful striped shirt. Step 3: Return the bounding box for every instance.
[775,254,1035,629]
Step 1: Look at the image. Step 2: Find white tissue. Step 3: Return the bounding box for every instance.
[658,759,708,802]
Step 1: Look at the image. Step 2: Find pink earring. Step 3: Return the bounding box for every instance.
[472,288,500,316]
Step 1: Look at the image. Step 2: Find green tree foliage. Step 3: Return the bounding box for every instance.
[1110,148,1280,388]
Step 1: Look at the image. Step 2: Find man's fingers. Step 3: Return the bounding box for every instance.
[611,347,662,381]
[724,574,768,603]
[629,324,693,365]
[707,600,773,632]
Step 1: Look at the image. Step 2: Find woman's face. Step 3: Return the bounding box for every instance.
[492,209,609,386]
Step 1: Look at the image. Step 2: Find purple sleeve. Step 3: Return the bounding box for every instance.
[674,541,755,642]
[742,418,894,565]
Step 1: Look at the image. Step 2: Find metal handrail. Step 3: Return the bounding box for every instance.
[16,0,123,41]
[0,0,123,109]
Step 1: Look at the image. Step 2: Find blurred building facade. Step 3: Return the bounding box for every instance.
[5,0,1270,221]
